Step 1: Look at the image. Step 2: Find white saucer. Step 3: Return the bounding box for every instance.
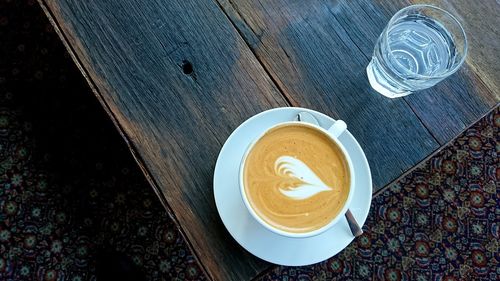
[213,107,372,266]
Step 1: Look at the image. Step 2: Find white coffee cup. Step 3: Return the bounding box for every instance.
[239,120,355,238]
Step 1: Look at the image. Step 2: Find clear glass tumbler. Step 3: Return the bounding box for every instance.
[366,5,467,98]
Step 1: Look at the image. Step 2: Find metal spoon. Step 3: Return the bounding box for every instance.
[297,112,363,237]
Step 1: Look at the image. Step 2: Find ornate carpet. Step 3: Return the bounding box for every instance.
[0,1,498,280]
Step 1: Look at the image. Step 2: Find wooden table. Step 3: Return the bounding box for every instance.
[38,0,499,279]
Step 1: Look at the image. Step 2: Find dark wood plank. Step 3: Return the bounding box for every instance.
[219,0,498,146]
[40,0,289,280]
[405,0,500,142]
[218,0,440,188]
[38,0,499,280]
[411,0,500,94]
[322,0,499,143]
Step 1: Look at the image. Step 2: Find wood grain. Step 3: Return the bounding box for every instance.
[405,0,500,142]
[322,0,499,143]
[219,0,498,147]
[38,0,499,280]
[40,0,288,280]
[411,0,500,94]
[219,0,440,187]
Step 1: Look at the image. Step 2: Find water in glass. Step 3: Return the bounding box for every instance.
[367,13,461,98]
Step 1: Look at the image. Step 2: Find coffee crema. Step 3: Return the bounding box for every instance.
[243,124,350,233]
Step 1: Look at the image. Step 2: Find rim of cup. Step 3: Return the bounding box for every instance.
[239,121,355,238]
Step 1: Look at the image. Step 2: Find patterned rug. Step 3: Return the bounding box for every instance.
[1,1,498,281]
[258,107,499,281]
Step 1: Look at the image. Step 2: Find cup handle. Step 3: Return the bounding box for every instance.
[328,120,347,138]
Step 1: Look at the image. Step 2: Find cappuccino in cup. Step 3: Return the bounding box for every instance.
[240,122,353,236]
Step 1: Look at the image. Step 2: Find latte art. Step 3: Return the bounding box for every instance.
[243,124,350,233]
[275,156,333,200]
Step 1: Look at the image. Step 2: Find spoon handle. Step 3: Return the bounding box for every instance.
[345,209,363,237]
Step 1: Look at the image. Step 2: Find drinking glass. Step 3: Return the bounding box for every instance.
[366,5,467,98]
